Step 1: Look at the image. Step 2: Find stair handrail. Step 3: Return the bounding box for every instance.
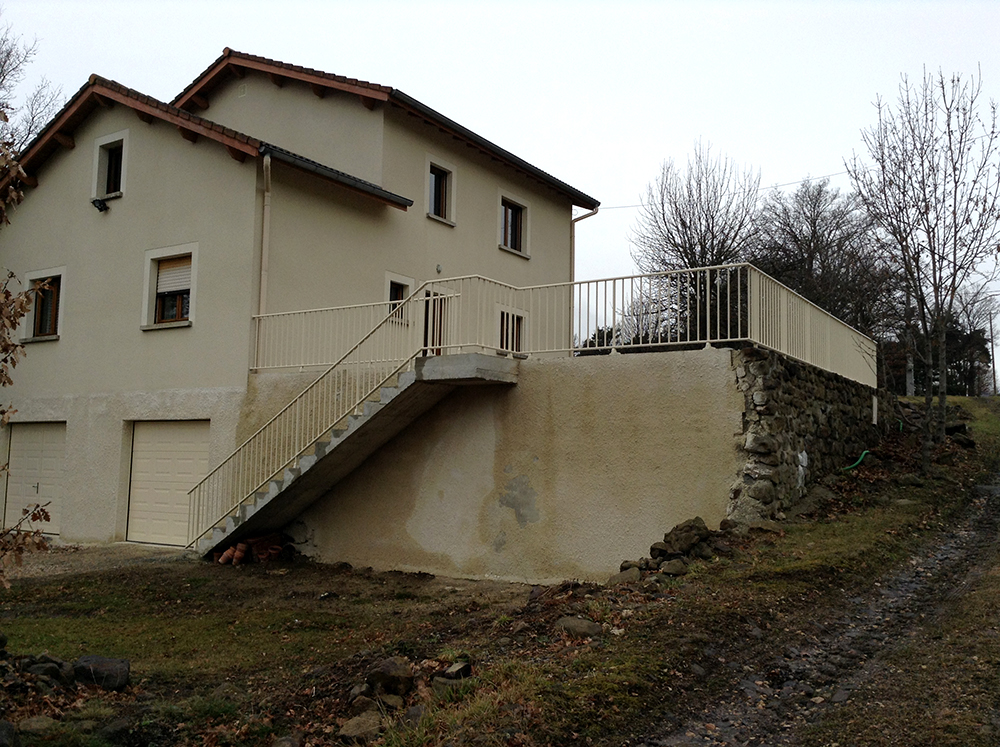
[185,277,481,547]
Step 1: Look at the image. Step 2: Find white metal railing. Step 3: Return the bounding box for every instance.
[251,265,876,384]
[254,300,397,369]
[191,265,876,546]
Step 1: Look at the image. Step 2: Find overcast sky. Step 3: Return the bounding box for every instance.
[6,0,1000,281]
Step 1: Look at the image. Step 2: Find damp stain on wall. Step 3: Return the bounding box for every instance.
[498,474,539,527]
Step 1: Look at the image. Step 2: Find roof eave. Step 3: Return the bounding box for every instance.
[388,90,600,211]
[261,146,412,210]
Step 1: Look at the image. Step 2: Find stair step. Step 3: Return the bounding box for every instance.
[196,366,427,556]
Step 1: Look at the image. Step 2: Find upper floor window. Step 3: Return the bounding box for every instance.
[33,275,61,337]
[155,256,191,323]
[93,130,128,201]
[103,143,123,195]
[142,243,197,330]
[426,157,456,226]
[429,166,448,219]
[501,198,524,253]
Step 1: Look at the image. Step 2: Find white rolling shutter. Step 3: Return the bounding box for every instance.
[156,256,191,293]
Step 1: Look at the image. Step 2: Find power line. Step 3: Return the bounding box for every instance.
[592,169,852,212]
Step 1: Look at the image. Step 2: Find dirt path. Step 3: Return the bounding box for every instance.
[639,485,1000,746]
[5,541,185,580]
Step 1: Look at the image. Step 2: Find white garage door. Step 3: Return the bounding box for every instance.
[128,420,210,546]
[5,422,65,535]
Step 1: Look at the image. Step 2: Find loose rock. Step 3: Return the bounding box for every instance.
[555,616,602,639]
[338,711,382,743]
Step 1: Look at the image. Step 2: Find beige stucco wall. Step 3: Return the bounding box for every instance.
[0,105,261,541]
[292,348,744,583]
[203,71,385,185]
[259,111,576,316]
[200,73,576,315]
[380,107,575,287]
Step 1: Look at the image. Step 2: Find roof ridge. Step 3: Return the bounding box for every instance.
[222,49,393,94]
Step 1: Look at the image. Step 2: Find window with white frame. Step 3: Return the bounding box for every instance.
[155,256,191,323]
[499,195,529,256]
[426,156,456,225]
[22,268,66,341]
[142,243,197,329]
[386,272,413,324]
[498,309,525,354]
[93,130,129,200]
[33,276,61,337]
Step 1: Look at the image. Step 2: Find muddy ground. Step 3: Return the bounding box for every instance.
[2,413,1000,745]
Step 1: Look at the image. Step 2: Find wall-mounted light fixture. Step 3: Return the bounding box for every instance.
[91,198,109,213]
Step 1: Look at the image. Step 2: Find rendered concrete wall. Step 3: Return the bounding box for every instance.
[292,348,744,583]
[0,105,259,541]
[260,112,576,316]
[204,71,385,185]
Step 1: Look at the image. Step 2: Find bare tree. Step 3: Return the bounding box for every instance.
[0,18,61,154]
[750,178,898,338]
[847,69,1000,469]
[631,142,761,271]
[0,15,52,582]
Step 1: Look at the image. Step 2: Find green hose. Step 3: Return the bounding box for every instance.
[842,450,870,471]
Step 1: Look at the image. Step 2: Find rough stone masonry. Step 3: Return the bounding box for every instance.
[729,346,894,523]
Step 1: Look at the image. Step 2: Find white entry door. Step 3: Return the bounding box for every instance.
[5,422,66,535]
[128,420,210,546]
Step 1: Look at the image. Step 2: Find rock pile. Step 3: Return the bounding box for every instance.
[610,517,735,586]
[339,655,473,743]
[896,401,977,448]
[0,636,129,696]
[0,631,129,743]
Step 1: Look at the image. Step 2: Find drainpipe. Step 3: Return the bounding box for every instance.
[570,207,599,284]
[259,153,272,316]
[570,207,599,351]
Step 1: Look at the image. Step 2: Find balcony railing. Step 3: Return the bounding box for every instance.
[190,265,876,546]
[251,265,876,385]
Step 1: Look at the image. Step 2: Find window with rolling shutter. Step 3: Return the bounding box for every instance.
[155,255,191,323]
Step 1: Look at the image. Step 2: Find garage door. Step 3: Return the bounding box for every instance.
[4,422,65,535]
[128,420,210,546]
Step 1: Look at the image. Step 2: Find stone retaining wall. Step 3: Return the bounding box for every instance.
[729,346,894,523]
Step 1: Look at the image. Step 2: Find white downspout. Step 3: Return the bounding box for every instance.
[569,207,599,350]
[259,153,272,316]
[570,206,599,284]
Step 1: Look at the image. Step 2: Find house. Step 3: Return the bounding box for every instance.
[0,50,881,584]
[0,50,596,547]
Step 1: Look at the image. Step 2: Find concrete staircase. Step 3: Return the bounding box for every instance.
[196,353,519,555]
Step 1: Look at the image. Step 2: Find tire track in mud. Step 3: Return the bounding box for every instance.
[637,486,1000,747]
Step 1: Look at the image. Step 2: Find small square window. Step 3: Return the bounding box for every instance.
[32,276,61,337]
[155,256,191,323]
[389,281,408,307]
[97,139,125,198]
[501,198,524,253]
[429,166,449,219]
[104,143,123,195]
[389,280,409,323]
[499,310,524,353]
